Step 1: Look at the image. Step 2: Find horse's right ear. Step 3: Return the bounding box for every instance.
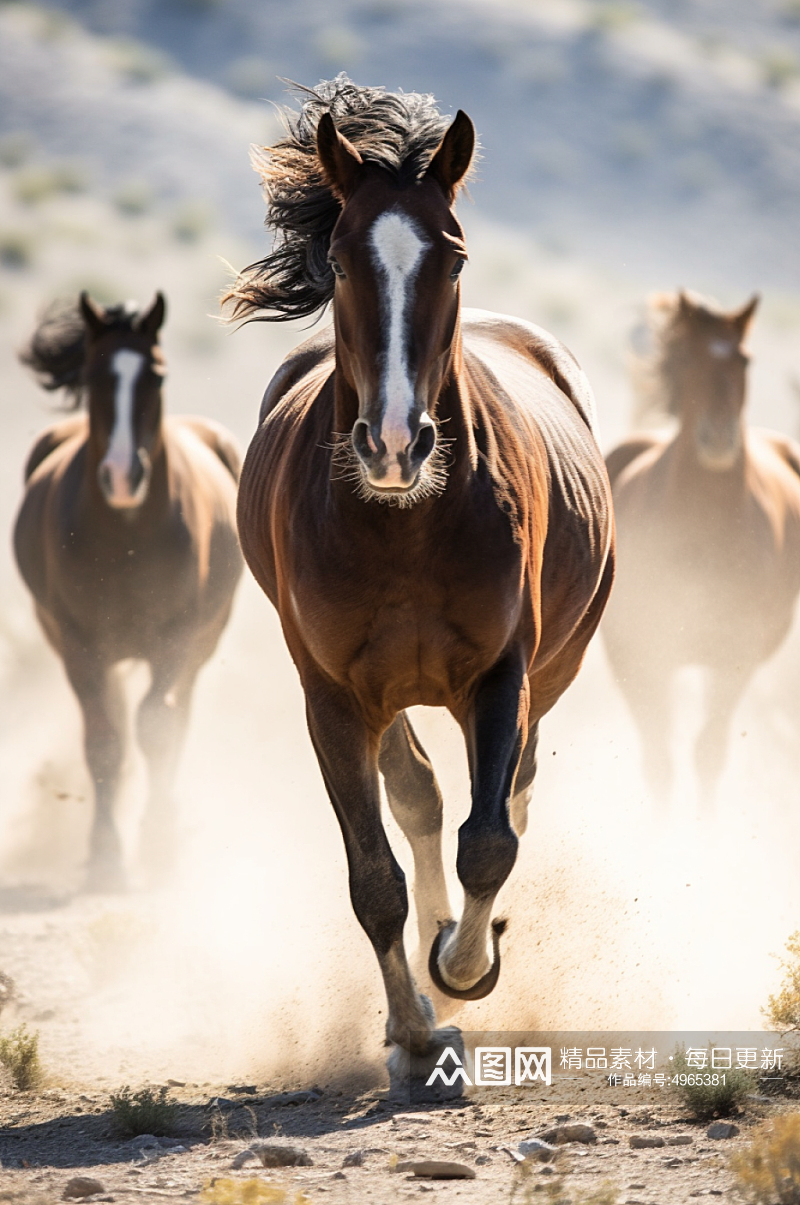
[80,291,106,337]
[316,112,363,202]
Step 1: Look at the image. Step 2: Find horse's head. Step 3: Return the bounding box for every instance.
[318,109,475,504]
[665,290,758,471]
[80,291,167,509]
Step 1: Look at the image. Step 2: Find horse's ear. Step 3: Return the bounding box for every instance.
[136,291,166,338]
[80,291,106,337]
[425,110,475,203]
[316,112,363,202]
[676,289,694,318]
[733,292,759,336]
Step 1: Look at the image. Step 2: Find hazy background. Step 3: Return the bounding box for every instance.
[1,0,800,1089]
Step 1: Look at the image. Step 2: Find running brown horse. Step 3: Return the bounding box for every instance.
[226,79,614,1084]
[603,290,800,805]
[14,293,243,889]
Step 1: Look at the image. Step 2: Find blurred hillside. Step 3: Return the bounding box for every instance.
[4,0,800,286]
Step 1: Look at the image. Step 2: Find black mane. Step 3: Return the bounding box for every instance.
[20,297,139,408]
[223,76,471,324]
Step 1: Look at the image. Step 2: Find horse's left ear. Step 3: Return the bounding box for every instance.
[136,291,166,338]
[316,112,363,202]
[425,110,475,203]
[733,293,759,336]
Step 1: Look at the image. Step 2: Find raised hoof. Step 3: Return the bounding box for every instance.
[387,1026,467,1104]
[428,918,506,1001]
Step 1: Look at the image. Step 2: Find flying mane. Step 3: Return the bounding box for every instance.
[222,75,477,324]
[20,297,141,409]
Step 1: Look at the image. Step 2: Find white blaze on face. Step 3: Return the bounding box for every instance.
[370,211,428,470]
[100,348,145,504]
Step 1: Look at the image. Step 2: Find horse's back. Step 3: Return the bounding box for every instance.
[173,415,242,484]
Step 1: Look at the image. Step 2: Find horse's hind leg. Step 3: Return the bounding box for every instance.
[62,647,127,891]
[379,712,451,959]
[509,722,539,837]
[429,650,525,1000]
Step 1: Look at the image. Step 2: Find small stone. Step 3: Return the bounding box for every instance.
[231,1149,257,1169]
[629,1135,664,1149]
[395,1160,476,1179]
[518,1138,557,1162]
[262,1089,321,1108]
[343,1150,364,1167]
[252,1142,313,1167]
[663,1157,683,1167]
[331,1171,346,1180]
[539,1123,596,1145]
[475,1155,491,1165]
[63,1178,105,1200]
[707,1122,739,1140]
[165,1079,185,1088]
[666,1135,693,1146]
[226,1084,257,1094]
[127,1135,158,1148]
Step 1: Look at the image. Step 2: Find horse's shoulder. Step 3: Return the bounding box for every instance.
[169,415,242,483]
[753,430,800,479]
[461,309,598,433]
[23,415,86,483]
[258,324,335,424]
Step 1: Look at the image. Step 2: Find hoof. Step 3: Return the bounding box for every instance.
[428,919,506,1001]
[387,1026,468,1104]
[82,861,128,894]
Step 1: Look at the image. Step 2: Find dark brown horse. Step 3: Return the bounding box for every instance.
[14,293,243,889]
[603,290,800,805]
[226,79,614,1084]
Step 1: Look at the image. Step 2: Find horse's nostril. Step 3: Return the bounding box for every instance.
[130,454,145,492]
[352,419,379,462]
[411,422,436,464]
[98,464,113,496]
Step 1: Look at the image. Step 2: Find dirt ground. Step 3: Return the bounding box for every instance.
[0,895,797,1205]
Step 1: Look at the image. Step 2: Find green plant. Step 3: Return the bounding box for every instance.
[14,163,86,205]
[199,1181,310,1204]
[0,1024,43,1090]
[767,931,800,1033]
[0,231,34,269]
[109,1085,178,1136]
[731,1113,800,1203]
[171,200,212,243]
[761,49,800,90]
[670,1045,754,1119]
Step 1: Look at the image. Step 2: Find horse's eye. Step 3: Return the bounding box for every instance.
[329,258,346,279]
[450,259,465,282]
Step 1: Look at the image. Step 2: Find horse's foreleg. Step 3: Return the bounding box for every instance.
[379,712,451,960]
[136,657,199,881]
[305,679,438,1057]
[430,650,525,1000]
[695,664,752,808]
[63,649,127,891]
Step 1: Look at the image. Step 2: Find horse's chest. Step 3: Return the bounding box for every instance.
[287,553,521,712]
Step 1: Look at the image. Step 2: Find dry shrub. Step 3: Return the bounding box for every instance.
[0,1024,43,1091]
[766,931,800,1034]
[509,1157,618,1203]
[109,1085,177,1136]
[670,1045,755,1119]
[199,1181,310,1204]
[731,1114,800,1203]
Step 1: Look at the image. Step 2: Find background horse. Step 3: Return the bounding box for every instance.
[14,292,243,889]
[226,78,614,1084]
[603,290,800,806]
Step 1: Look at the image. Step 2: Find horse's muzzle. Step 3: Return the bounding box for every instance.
[352,413,436,491]
[97,448,152,509]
